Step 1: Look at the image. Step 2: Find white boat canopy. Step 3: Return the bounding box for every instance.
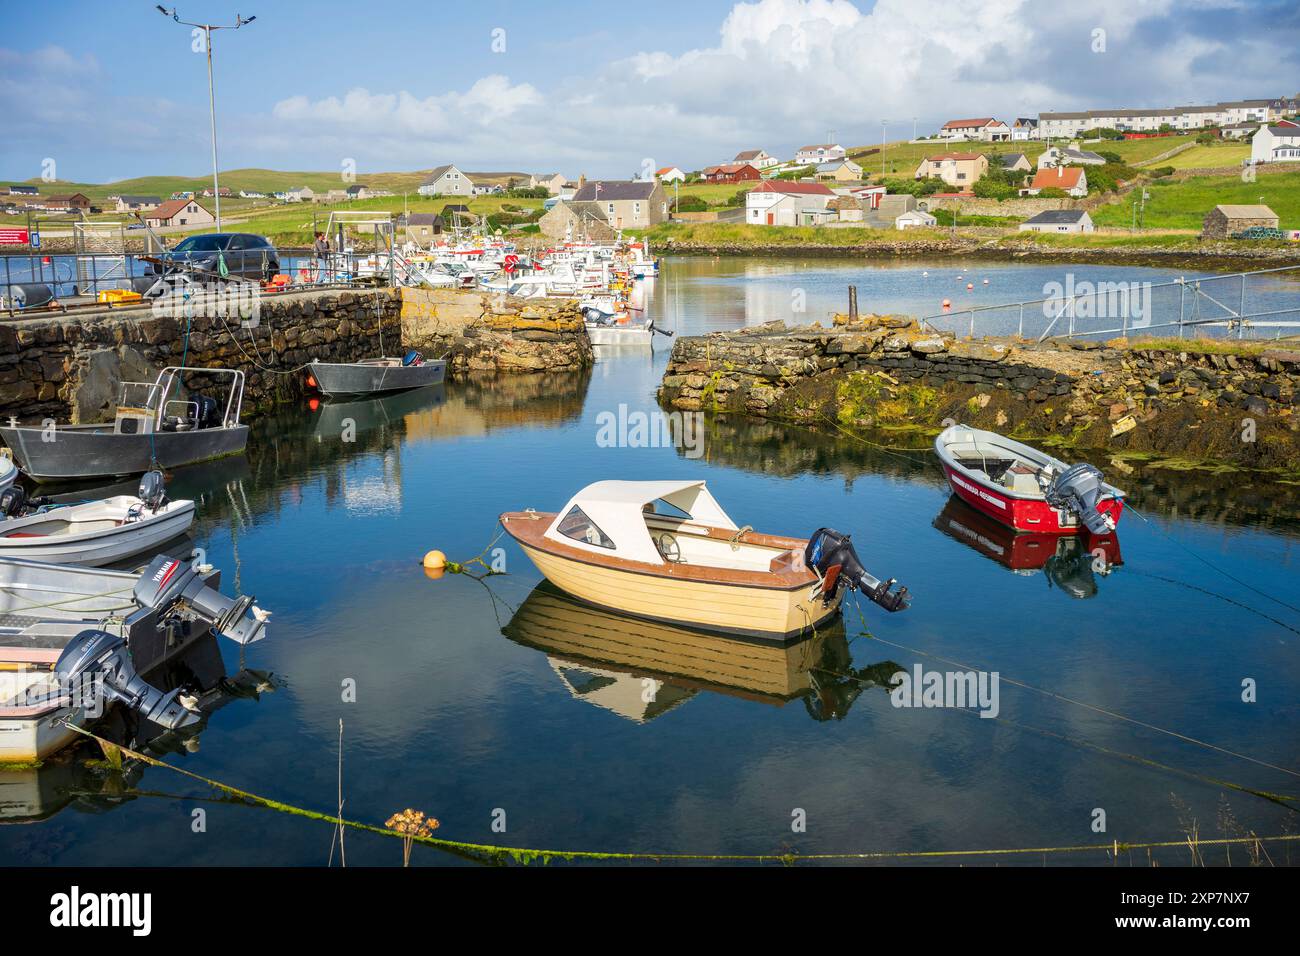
[543,479,739,566]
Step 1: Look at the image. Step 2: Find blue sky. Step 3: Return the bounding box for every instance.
[2,0,1297,183]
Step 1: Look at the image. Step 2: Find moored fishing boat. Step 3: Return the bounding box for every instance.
[307,353,446,398]
[0,453,15,493]
[0,471,195,566]
[0,367,248,483]
[934,424,1124,535]
[500,479,907,641]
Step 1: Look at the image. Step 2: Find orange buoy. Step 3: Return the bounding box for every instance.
[942,298,952,310]
[966,283,974,291]
[423,550,447,570]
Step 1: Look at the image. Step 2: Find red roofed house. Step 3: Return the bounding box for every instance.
[940,118,1011,142]
[701,163,762,184]
[745,180,836,226]
[1023,166,1088,198]
[914,152,989,188]
[145,197,216,228]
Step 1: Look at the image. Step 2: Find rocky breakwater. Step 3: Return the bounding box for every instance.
[400,287,592,376]
[0,288,400,422]
[658,313,1300,472]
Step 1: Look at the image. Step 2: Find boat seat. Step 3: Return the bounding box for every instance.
[768,550,799,573]
[1002,463,1041,495]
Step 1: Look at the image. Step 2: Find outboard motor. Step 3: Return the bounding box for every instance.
[54,629,201,731]
[0,485,27,518]
[805,528,910,612]
[134,554,270,645]
[137,470,168,513]
[403,350,423,367]
[1045,463,1115,536]
[191,394,221,429]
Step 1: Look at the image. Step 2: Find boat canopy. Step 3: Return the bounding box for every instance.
[543,479,739,565]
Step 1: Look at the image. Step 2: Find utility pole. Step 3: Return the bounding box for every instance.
[157,6,256,231]
[912,116,918,141]
[881,119,889,176]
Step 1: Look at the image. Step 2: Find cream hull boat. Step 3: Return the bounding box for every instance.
[501,511,839,640]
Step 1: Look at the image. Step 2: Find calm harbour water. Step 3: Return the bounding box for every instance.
[2,256,1298,866]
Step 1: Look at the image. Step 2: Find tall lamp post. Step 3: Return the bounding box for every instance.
[156,6,256,231]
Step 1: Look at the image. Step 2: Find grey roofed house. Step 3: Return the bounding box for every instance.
[119,195,161,205]
[405,213,444,226]
[345,183,367,195]
[421,165,454,185]
[998,153,1030,169]
[1024,210,1089,224]
[571,180,659,202]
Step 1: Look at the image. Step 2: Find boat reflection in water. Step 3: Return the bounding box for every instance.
[308,383,447,443]
[0,634,277,824]
[933,496,1123,599]
[503,582,900,723]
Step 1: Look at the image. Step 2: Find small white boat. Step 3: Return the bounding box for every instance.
[0,453,15,492]
[586,320,654,347]
[0,472,194,566]
[501,479,907,641]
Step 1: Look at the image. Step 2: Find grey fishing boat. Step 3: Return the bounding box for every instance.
[308,354,446,398]
[0,367,248,484]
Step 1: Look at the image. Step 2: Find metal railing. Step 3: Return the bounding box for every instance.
[917,264,1300,341]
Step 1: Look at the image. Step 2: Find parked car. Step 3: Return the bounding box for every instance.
[148,233,280,282]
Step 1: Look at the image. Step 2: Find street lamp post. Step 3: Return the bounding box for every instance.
[156,6,256,231]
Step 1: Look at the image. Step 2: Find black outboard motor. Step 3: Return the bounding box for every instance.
[54,629,201,731]
[0,485,26,519]
[133,554,269,645]
[1045,463,1115,536]
[191,394,221,429]
[805,528,910,612]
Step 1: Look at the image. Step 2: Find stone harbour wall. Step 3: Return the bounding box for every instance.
[658,313,1300,471]
[0,286,593,424]
[399,287,593,376]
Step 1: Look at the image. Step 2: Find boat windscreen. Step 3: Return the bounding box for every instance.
[556,506,615,550]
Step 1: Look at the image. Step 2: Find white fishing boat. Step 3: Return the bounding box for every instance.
[585,316,655,347]
[0,453,15,492]
[0,472,194,566]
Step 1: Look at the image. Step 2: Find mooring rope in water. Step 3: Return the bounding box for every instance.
[57,724,1300,865]
[844,600,1300,783]
[1126,504,1300,619]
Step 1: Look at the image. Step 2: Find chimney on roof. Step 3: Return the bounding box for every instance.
[1057,166,1063,179]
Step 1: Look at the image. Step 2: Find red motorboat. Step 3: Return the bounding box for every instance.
[934,425,1125,535]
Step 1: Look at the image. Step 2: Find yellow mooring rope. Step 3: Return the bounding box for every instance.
[63,723,1300,865]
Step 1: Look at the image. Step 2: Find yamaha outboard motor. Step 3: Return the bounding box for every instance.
[134,554,270,645]
[192,394,221,429]
[54,629,201,731]
[403,350,422,367]
[1045,463,1115,536]
[805,528,910,612]
[137,470,168,513]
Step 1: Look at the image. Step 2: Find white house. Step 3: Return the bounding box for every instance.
[745,181,835,226]
[794,144,846,166]
[1024,166,1089,198]
[656,166,686,183]
[418,164,473,197]
[284,186,314,203]
[895,210,937,230]
[1011,118,1039,141]
[939,118,1009,142]
[733,149,780,171]
[1019,210,1095,233]
[531,173,567,194]
[1251,124,1300,164]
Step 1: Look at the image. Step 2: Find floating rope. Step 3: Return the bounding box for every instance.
[57,724,1300,865]
[844,600,1300,783]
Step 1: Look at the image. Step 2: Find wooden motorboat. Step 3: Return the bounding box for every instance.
[500,479,907,641]
[0,367,248,483]
[307,353,446,398]
[0,553,270,763]
[934,424,1124,535]
[0,471,195,566]
[933,496,1121,598]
